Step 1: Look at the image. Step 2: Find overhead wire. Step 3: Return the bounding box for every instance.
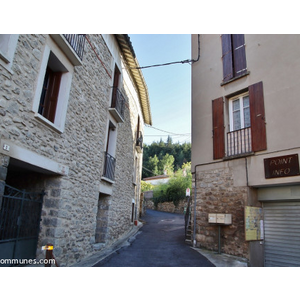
[130,34,200,70]
[145,124,190,136]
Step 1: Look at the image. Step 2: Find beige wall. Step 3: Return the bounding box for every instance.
[191,34,300,262]
[192,34,300,176]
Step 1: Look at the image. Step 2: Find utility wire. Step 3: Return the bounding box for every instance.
[145,124,190,136]
[142,166,158,176]
[131,34,200,70]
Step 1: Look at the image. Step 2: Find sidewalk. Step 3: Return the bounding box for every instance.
[193,247,248,267]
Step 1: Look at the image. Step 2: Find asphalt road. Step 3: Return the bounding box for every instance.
[94,209,215,267]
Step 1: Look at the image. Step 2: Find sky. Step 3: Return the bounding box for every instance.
[129,34,192,145]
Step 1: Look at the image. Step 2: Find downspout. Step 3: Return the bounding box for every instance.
[191,34,200,247]
[193,167,197,247]
[192,163,202,247]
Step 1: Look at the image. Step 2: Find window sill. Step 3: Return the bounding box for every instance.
[221,71,250,86]
[101,176,115,184]
[34,113,63,134]
[223,152,254,161]
[0,50,10,64]
[109,107,124,123]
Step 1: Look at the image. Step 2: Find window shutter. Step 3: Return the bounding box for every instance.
[232,34,247,77]
[41,68,62,123]
[249,81,267,152]
[212,97,225,159]
[221,34,233,81]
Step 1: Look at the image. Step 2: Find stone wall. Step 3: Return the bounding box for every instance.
[0,34,143,266]
[193,163,249,258]
[144,197,188,215]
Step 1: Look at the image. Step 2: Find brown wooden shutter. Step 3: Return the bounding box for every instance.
[249,81,267,152]
[212,97,225,159]
[42,68,62,123]
[232,34,247,77]
[221,34,233,81]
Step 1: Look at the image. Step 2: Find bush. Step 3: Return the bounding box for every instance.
[152,162,191,207]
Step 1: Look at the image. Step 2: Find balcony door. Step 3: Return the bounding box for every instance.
[111,65,120,108]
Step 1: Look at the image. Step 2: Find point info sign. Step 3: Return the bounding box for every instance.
[264,154,300,179]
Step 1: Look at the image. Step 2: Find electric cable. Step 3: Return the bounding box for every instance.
[131,34,200,70]
[145,124,190,136]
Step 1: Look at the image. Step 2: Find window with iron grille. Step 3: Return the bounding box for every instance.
[212,82,267,159]
[227,93,252,156]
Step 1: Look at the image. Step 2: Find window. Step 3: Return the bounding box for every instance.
[32,38,74,133]
[221,34,247,82]
[229,93,250,131]
[0,34,19,71]
[227,93,251,156]
[38,52,66,123]
[212,82,266,159]
[109,64,125,122]
[102,120,117,182]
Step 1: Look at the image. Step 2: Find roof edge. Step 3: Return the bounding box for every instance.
[114,34,152,125]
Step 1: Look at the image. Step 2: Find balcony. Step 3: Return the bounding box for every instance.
[109,87,125,123]
[102,152,116,182]
[136,131,143,153]
[63,34,86,60]
[50,34,86,66]
[227,127,252,157]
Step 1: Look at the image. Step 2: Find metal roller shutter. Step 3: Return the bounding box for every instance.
[263,201,300,267]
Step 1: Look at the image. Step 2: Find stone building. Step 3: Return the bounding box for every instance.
[0,34,151,266]
[191,34,300,266]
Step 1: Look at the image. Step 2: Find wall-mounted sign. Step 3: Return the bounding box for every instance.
[208,213,232,225]
[264,154,300,179]
[245,206,263,241]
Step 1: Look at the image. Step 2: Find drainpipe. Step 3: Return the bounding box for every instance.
[192,163,203,247]
[193,170,197,247]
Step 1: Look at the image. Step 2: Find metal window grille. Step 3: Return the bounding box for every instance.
[63,34,86,60]
[111,87,125,120]
[103,152,116,181]
[227,127,252,156]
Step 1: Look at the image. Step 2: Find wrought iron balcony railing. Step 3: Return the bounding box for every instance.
[103,152,116,182]
[136,131,143,153]
[227,127,252,157]
[63,34,86,60]
[110,87,125,122]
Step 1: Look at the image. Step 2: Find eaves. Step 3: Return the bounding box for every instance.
[114,34,152,126]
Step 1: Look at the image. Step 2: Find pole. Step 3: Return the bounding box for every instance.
[218,225,221,254]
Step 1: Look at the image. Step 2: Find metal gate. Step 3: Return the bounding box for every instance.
[263,201,300,267]
[0,184,44,266]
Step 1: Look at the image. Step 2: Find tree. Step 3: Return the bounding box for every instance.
[152,162,192,207]
[141,181,154,192]
[147,155,159,176]
[142,139,191,178]
[159,153,175,175]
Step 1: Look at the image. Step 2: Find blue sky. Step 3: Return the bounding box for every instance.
[129,34,192,145]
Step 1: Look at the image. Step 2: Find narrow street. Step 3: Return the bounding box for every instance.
[94,209,215,267]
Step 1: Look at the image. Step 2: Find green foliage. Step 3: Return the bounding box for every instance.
[142,137,191,178]
[152,162,192,208]
[141,181,154,192]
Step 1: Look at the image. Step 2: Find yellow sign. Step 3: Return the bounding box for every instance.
[42,245,54,250]
[244,206,263,241]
